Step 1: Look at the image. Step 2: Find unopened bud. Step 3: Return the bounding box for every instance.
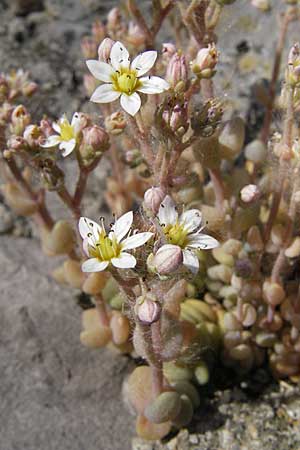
[98,37,115,62]
[162,43,176,61]
[192,44,218,79]
[107,7,122,31]
[80,125,109,160]
[166,52,188,89]
[286,43,300,86]
[163,103,188,135]
[7,135,27,152]
[143,187,165,215]
[22,81,38,97]
[127,22,147,47]
[92,19,106,43]
[23,124,42,149]
[152,244,183,275]
[263,281,285,306]
[39,119,53,138]
[81,36,97,59]
[83,74,99,97]
[135,294,161,324]
[10,105,31,135]
[105,111,126,135]
[240,184,260,203]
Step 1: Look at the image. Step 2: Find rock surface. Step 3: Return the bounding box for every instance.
[0,235,134,450]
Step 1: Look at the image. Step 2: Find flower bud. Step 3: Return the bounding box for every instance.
[22,81,38,97]
[23,124,42,149]
[152,244,183,275]
[98,37,115,62]
[240,184,260,203]
[10,105,31,135]
[192,44,218,79]
[91,18,106,43]
[135,294,161,324]
[7,135,27,152]
[127,22,147,47]
[107,7,122,31]
[81,36,97,59]
[163,103,189,135]
[166,52,188,89]
[39,119,53,138]
[143,187,165,215]
[162,43,176,61]
[80,125,109,158]
[263,281,285,306]
[83,74,99,97]
[286,43,300,86]
[105,111,126,135]
[244,139,267,163]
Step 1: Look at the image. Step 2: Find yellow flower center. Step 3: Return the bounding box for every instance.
[60,118,75,141]
[89,231,122,262]
[163,221,188,248]
[111,68,142,95]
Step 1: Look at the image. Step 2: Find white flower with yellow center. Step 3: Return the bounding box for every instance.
[158,196,219,273]
[86,41,170,116]
[79,211,153,272]
[42,112,81,157]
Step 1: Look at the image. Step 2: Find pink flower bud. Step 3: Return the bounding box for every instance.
[192,44,218,78]
[240,184,260,203]
[83,74,99,97]
[81,125,110,154]
[10,105,31,135]
[135,294,161,324]
[107,7,122,30]
[152,244,183,275]
[104,111,126,135]
[143,187,166,215]
[98,37,115,62]
[81,36,97,59]
[162,43,176,60]
[23,124,42,148]
[166,52,188,88]
[39,119,53,138]
[7,135,27,151]
[127,22,147,47]
[163,103,189,134]
[22,81,38,97]
[92,19,106,43]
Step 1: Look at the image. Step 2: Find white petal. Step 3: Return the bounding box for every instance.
[60,139,76,157]
[82,238,90,257]
[158,195,178,226]
[180,209,202,233]
[138,76,170,94]
[41,135,61,148]
[187,233,219,250]
[90,84,121,103]
[122,232,153,250]
[86,60,114,82]
[120,92,141,116]
[110,41,130,70]
[131,51,157,76]
[78,217,104,240]
[183,250,199,274]
[52,122,61,133]
[112,211,133,242]
[111,252,136,269]
[82,258,109,272]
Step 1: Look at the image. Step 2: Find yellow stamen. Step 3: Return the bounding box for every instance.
[111,67,142,95]
[59,117,75,141]
[89,231,122,262]
[163,221,188,248]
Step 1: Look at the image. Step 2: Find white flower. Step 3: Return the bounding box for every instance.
[157,196,219,274]
[78,211,153,272]
[41,112,81,157]
[86,41,170,116]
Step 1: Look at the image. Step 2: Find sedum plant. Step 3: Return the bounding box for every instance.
[1,0,300,442]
